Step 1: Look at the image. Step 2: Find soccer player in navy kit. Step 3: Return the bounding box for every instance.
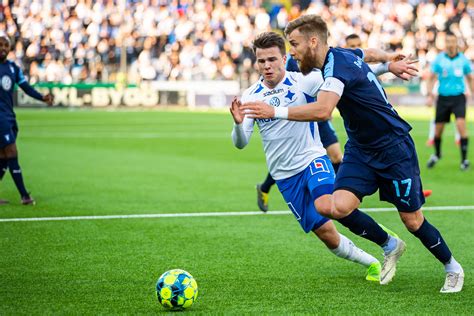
[426,32,473,171]
[242,15,463,293]
[0,35,53,205]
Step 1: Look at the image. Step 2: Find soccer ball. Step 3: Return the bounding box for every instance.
[156,269,198,310]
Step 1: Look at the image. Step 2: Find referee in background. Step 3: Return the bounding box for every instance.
[426,32,473,171]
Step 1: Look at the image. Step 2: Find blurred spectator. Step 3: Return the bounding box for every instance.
[0,0,471,87]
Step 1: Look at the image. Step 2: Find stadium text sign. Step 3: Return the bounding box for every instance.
[15,81,240,108]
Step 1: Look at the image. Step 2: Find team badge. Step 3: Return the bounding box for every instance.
[269,96,280,107]
[1,75,12,90]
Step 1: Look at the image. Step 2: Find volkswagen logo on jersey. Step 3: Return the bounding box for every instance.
[1,75,12,91]
[269,96,280,107]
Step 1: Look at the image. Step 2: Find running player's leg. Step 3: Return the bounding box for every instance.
[276,157,380,280]
[379,136,463,292]
[453,95,469,170]
[428,96,450,168]
[256,172,275,212]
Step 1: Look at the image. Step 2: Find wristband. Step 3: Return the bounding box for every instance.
[382,62,390,73]
[274,107,288,119]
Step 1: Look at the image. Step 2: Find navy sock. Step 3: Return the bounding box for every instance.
[332,162,341,174]
[337,209,389,246]
[412,219,452,264]
[460,138,468,161]
[0,158,8,179]
[260,173,275,193]
[434,137,442,158]
[7,157,28,197]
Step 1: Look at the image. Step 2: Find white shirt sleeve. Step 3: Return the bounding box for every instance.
[369,62,390,76]
[298,70,324,97]
[231,94,255,149]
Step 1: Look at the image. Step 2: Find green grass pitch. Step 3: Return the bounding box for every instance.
[0,108,473,314]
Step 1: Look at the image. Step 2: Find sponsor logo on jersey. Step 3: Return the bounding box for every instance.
[263,88,284,97]
[269,96,280,107]
[1,75,12,90]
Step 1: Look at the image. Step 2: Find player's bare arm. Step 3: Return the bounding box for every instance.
[425,71,438,107]
[362,48,405,63]
[241,90,340,122]
[388,56,419,81]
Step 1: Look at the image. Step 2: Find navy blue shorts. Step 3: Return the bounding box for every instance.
[0,119,18,148]
[335,136,425,212]
[276,156,335,233]
[317,120,338,148]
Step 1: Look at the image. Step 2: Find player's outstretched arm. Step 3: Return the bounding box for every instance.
[388,57,419,81]
[363,48,404,63]
[241,91,339,122]
[19,82,54,106]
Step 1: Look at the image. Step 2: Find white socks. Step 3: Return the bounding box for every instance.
[444,257,463,273]
[331,233,378,267]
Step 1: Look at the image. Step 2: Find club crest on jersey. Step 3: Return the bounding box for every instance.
[269,96,280,107]
[1,75,12,90]
[310,158,331,175]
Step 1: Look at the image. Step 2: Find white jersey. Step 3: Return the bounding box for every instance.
[232,71,327,180]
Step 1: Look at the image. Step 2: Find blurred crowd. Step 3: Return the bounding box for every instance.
[0,0,472,86]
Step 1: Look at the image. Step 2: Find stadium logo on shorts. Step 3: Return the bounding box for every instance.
[1,75,12,90]
[269,97,280,107]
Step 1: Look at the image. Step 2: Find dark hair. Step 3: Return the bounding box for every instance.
[252,32,286,56]
[345,34,360,42]
[284,15,328,44]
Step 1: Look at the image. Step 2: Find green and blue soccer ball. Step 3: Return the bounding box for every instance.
[156,269,198,310]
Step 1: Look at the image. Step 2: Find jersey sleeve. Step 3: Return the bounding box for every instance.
[298,71,324,97]
[14,63,27,85]
[231,92,255,149]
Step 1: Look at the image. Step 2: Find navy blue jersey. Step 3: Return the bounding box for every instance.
[0,61,27,121]
[320,47,412,150]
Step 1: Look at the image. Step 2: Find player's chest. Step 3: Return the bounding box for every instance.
[259,87,305,108]
[0,66,15,92]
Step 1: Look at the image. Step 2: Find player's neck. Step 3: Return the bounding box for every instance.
[317,45,330,69]
[263,73,286,89]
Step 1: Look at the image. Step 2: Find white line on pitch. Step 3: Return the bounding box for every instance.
[0,205,473,223]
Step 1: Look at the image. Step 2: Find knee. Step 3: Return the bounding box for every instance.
[332,199,353,219]
[315,198,332,217]
[400,212,424,232]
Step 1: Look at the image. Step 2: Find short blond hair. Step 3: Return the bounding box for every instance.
[284,15,328,44]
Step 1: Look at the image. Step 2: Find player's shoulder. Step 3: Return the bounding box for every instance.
[287,70,323,87]
[242,78,264,100]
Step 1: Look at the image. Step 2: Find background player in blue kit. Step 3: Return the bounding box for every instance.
[241,15,463,293]
[426,32,473,171]
[0,35,54,205]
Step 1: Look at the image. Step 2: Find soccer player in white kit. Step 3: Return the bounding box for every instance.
[230,32,389,281]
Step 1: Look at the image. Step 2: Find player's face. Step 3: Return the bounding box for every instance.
[445,35,458,56]
[0,38,10,62]
[345,37,362,49]
[255,46,286,88]
[287,29,318,75]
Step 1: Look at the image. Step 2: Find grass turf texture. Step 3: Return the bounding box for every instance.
[0,108,473,314]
